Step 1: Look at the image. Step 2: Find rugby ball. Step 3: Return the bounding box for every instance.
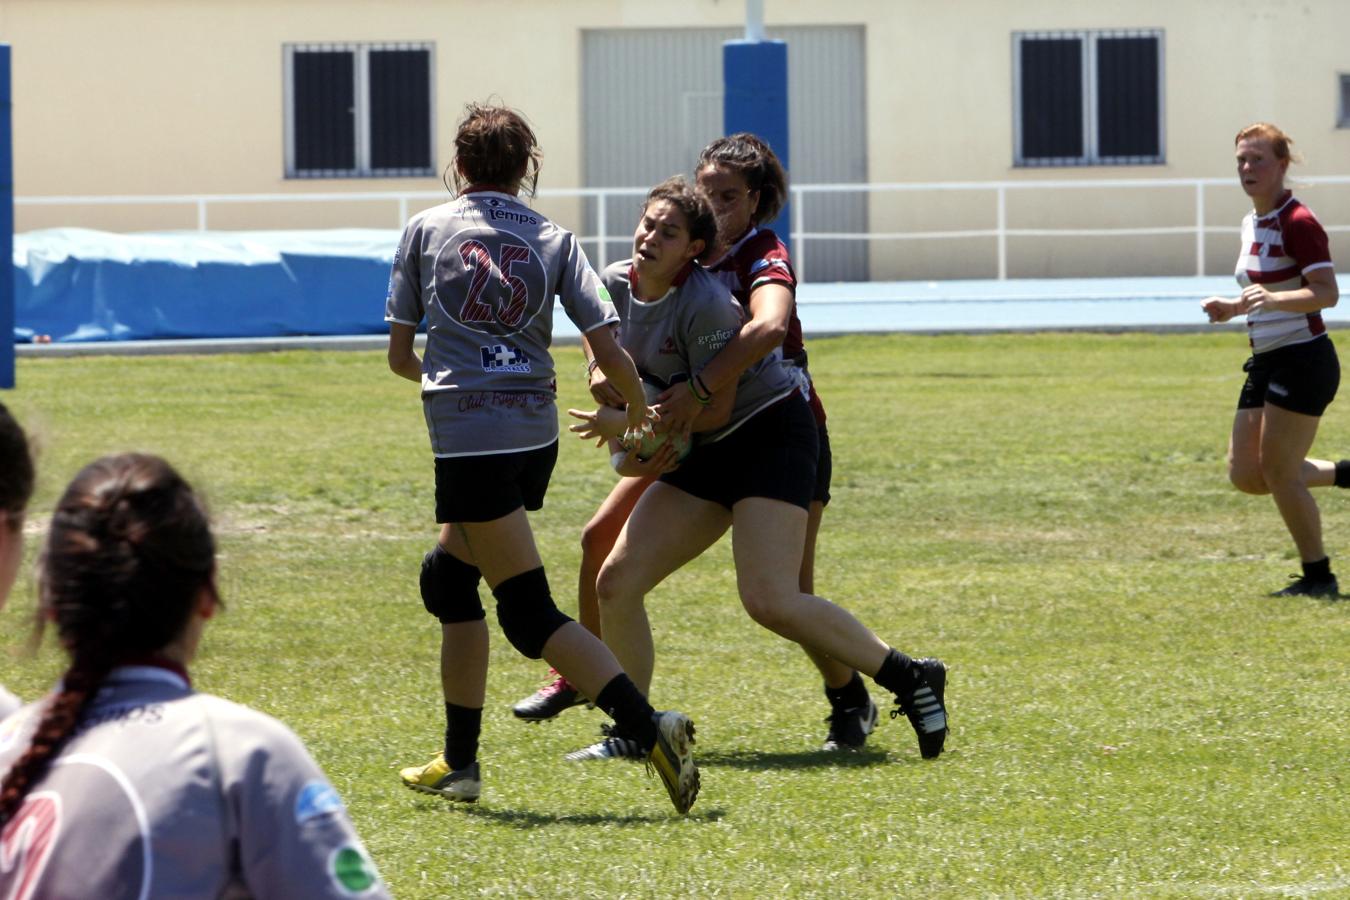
[628,380,692,462]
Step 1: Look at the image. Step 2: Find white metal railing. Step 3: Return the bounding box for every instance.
[17,176,1350,280]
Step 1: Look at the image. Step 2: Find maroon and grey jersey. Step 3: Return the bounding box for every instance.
[385,189,618,456]
[703,227,826,424]
[0,686,18,721]
[0,666,388,899]
[1237,192,1336,353]
[601,260,796,441]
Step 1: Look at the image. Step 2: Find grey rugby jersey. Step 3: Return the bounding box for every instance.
[0,686,18,721]
[601,261,796,441]
[386,190,618,457]
[0,667,388,899]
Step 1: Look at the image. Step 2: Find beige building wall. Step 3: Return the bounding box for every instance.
[2,0,1347,278]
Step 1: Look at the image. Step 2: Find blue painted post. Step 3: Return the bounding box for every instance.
[722,38,789,241]
[0,46,12,389]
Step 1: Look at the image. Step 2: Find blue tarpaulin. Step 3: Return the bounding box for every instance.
[14,228,399,343]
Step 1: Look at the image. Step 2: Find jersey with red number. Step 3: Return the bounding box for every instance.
[1237,193,1336,353]
[385,189,618,456]
[0,666,388,899]
[703,227,826,424]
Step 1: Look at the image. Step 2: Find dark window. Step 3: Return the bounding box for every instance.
[285,43,435,178]
[1019,38,1083,161]
[292,51,355,174]
[1339,74,1350,128]
[1014,30,1164,167]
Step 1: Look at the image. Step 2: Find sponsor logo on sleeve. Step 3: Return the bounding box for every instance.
[295,780,345,825]
[695,328,736,351]
[479,344,531,374]
[329,845,381,895]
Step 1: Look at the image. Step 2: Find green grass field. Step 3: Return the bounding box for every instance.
[2,332,1347,898]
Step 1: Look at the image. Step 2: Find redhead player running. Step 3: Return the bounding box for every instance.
[386,102,698,813]
[514,134,882,753]
[1203,122,1347,598]
[0,454,390,899]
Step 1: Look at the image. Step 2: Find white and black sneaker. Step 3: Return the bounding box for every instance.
[891,658,948,759]
[822,697,879,751]
[563,723,646,762]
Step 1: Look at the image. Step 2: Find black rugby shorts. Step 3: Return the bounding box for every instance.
[434,441,558,523]
[1237,334,1340,417]
[661,393,818,511]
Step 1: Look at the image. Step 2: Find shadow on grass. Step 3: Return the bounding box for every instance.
[694,748,889,770]
[425,804,727,828]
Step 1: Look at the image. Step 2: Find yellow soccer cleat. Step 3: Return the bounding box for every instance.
[399,753,481,803]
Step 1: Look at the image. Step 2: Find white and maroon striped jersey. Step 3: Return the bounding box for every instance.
[601,260,796,442]
[1237,192,1336,353]
[0,666,388,899]
[385,189,618,457]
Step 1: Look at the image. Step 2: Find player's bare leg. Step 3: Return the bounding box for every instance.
[595,483,732,694]
[512,475,656,722]
[730,497,949,758]
[799,500,876,750]
[1228,406,1341,596]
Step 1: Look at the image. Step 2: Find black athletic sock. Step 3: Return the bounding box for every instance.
[444,703,482,771]
[871,648,918,696]
[824,671,869,710]
[1335,460,1350,488]
[1302,557,1333,582]
[594,674,658,750]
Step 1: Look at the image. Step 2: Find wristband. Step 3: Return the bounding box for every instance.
[687,378,711,406]
[585,358,600,381]
[694,373,713,399]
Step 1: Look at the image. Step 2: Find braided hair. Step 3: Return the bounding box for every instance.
[0,454,215,825]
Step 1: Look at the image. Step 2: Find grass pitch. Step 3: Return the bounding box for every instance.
[2,332,1348,898]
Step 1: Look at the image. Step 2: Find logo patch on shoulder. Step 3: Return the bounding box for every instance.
[480,344,531,373]
[295,780,345,825]
[329,845,381,895]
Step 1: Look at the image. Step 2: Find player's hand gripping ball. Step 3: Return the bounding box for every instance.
[625,381,692,462]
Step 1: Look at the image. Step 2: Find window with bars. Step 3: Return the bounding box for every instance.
[1013,30,1164,167]
[283,42,435,178]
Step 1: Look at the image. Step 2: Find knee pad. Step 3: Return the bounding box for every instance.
[420,546,485,624]
[493,567,572,659]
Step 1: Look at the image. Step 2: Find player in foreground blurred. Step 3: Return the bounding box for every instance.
[1203,123,1346,598]
[0,453,389,898]
[385,102,698,813]
[565,176,949,762]
[0,403,35,720]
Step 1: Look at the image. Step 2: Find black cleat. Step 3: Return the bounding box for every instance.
[891,657,948,759]
[512,669,588,722]
[822,697,879,752]
[1271,574,1339,598]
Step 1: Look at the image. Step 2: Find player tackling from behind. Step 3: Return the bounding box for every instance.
[566,177,949,762]
[1203,122,1347,598]
[384,102,699,813]
[0,453,389,898]
[515,134,884,754]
